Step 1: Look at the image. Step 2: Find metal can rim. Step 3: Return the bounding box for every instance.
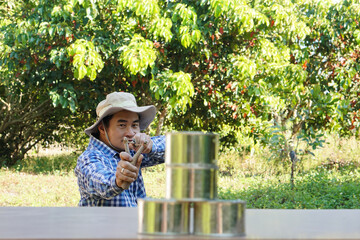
[165,163,219,169]
[166,131,218,136]
[193,199,246,205]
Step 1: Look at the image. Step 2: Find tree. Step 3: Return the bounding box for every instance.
[1,0,359,174]
[0,0,90,166]
[262,0,360,185]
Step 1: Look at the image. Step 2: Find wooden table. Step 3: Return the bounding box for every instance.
[0,207,359,239]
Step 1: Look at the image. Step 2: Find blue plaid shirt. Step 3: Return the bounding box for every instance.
[74,135,165,207]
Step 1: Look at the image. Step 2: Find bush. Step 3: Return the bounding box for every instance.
[12,153,79,175]
[218,167,360,209]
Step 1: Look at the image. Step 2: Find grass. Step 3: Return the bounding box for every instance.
[0,170,79,206]
[0,147,80,206]
[0,134,359,208]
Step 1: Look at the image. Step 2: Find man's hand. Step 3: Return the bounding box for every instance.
[129,133,153,154]
[115,152,143,190]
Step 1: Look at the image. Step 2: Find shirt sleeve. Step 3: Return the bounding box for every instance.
[75,152,123,200]
[141,135,165,168]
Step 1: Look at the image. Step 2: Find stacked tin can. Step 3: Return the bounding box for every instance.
[138,132,246,236]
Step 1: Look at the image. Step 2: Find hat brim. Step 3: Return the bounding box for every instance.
[84,105,156,136]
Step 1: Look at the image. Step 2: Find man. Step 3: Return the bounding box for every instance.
[74,92,165,206]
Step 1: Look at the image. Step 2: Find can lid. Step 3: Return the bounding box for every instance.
[138,198,193,204]
[166,131,218,136]
[193,199,246,205]
[165,163,219,169]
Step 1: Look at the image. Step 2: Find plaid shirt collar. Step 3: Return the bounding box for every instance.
[88,135,119,158]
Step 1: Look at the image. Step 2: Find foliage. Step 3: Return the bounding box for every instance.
[13,153,79,175]
[218,167,360,209]
[0,82,67,167]
[1,0,360,170]
[67,39,104,81]
[258,0,360,184]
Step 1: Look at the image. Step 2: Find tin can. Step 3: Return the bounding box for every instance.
[165,166,217,200]
[193,200,246,236]
[165,131,219,165]
[165,132,219,200]
[138,198,190,235]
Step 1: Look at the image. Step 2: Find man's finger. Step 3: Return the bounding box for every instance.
[116,171,136,182]
[118,166,137,179]
[118,160,137,172]
[134,133,150,145]
[133,134,143,146]
[143,140,153,154]
[119,152,132,162]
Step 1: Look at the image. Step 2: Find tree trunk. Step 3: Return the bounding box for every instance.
[155,107,167,136]
[290,161,296,189]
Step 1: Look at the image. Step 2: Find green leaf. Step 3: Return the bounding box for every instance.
[78,64,87,79]
[215,4,222,18]
[49,27,55,37]
[88,66,97,80]
[191,30,201,43]
[181,33,191,48]
[55,60,61,68]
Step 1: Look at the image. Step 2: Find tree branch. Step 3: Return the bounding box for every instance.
[0,97,10,110]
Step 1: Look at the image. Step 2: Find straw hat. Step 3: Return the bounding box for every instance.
[84,92,156,136]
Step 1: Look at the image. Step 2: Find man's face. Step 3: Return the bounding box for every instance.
[101,110,140,151]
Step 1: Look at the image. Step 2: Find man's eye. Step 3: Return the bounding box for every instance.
[132,123,139,128]
[119,124,126,128]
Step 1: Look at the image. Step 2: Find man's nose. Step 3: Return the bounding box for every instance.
[125,126,135,136]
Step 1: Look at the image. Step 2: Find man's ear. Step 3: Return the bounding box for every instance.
[98,122,105,135]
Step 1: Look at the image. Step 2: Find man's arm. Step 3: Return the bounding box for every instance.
[75,153,123,200]
[141,135,165,168]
